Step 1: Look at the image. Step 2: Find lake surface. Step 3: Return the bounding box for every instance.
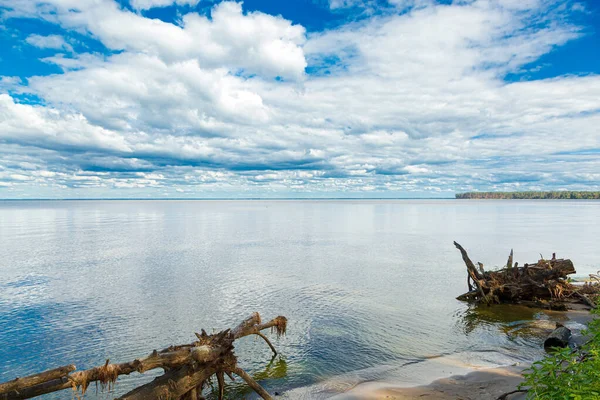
[0,200,599,398]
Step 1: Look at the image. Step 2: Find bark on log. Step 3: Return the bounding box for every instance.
[118,360,220,400]
[454,242,579,306]
[506,249,513,270]
[544,326,572,350]
[1,346,229,399]
[0,365,75,396]
[118,315,286,400]
[453,241,481,280]
[573,292,596,309]
[1,378,71,400]
[0,313,287,400]
[454,242,490,303]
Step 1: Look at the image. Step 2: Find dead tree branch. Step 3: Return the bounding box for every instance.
[0,313,287,400]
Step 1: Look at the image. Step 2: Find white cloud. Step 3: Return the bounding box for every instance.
[0,0,599,197]
[0,94,131,153]
[0,76,22,92]
[6,1,307,80]
[29,52,271,130]
[25,34,72,51]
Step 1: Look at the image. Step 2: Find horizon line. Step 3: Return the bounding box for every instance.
[0,197,457,201]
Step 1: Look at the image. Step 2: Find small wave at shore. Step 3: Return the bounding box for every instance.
[282,350,525,399]
[283,306,595,399]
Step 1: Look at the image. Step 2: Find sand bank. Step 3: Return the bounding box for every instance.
[334,365,526,399]
[283,306,594,400]
[329,306,594,400]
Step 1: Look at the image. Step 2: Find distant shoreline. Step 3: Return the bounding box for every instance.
[0,194,599,201]
[456,191,600,200]
[0,197,456,201]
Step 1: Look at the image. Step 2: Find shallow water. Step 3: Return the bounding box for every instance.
[0,200,598,398]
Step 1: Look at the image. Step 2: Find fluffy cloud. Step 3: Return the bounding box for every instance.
[0,0,598,197]
[25,34,73,51]
[3,0,307,79]
[0,94,131,153]
[30,53,272,130]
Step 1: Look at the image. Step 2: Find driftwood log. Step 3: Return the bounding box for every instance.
[0,313,287,400]
[0,366,75,396]
[454,241,579,306]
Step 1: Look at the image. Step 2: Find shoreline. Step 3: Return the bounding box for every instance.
[282,351,529,399]
[337,365,527,399]
[340,306,595,399]
[286,305,595,400]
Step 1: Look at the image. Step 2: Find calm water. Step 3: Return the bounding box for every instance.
[0,200,599,398]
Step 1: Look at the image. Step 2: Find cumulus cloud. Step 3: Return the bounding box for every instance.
[0,76,22,92]
[0,94,131,153]
[0,0,598,197]
[31,53,272,130]
[3,0,307,80]
[25,34,73,51]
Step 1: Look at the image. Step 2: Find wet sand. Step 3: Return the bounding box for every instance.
[337,366,526,399]
[326,305,595,400]
[284,350,528,399]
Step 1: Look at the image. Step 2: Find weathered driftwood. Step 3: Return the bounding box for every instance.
[454,241,578,306]
[0,313,287,400]
[0,365,75,396]
[118,314,287,400]
[544,326,572,350]
[577,271,600,308]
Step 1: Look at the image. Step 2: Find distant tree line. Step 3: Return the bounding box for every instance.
[455,191,600,199]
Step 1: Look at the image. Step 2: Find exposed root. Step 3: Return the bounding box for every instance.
[216,371,225,400]
[454,241,581,307]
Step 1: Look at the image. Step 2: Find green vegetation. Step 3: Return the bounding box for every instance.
[456,191,600,200]
[520,307,600,400]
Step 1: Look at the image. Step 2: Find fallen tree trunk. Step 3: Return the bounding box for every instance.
[454,242,580,306]
[117,315,287,400]
[0,313,287,400]
[0,365,75,396]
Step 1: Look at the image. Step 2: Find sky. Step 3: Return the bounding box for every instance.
[0,0,599,199]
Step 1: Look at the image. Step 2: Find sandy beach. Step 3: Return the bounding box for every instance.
[320,305,596,400]
[339,365,526,399]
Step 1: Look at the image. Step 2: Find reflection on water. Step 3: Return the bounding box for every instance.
[455,304,557,362]
[0,200,599,398]
[212,357,289,399]
[458,304,541,334]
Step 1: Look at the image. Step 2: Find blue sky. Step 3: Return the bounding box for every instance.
[0,0,599,198]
